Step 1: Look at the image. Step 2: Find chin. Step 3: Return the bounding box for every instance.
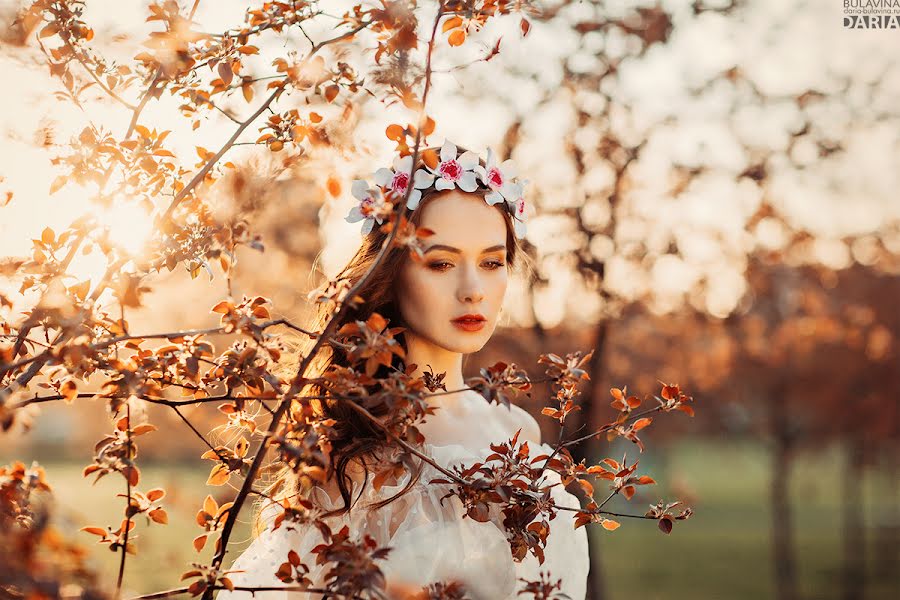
[440,327,492,353]
[454,339,487,354]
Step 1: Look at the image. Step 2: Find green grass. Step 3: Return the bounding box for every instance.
[16,438,899,599]
[594,439,898,600]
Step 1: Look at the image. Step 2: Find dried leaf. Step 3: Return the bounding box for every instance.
[149,508,168,524]
[448,29,466,46]
[602,519,621,531]
[207,463,230,486]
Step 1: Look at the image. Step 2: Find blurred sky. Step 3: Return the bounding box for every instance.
[1,0,898,327]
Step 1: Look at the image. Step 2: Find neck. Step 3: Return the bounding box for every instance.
[402,331,468,410]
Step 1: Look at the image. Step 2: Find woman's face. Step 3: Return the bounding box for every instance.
[396,190,509,355]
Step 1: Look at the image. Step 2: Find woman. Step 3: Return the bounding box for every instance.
[217,140,590,599]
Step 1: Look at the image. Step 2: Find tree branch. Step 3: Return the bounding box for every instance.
[198,7,447,596]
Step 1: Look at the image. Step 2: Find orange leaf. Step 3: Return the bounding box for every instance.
[422,115,436,135]
[207,463,230,486]
[677,405,695,417]
[234,436,249,458]
[288,549,301,566]
[60,379,78,403]
[324,85,339,103]
[149,508,168,524]
[442,16,463,33]
[193,534,208,552]
[447,29,466,47]
[203,495,218,517]
[132,424,158,436]
[81,526,107,537]
[49,176,67,195]
[577,479,594,496]
[602,519,620,531]
[70,280,90,302]
[367,312,388,333]
[385,124,405,141]
[421,148,439,169]
[188,580,207,596]
[217,62,233,86]
[40,23,60,38]
[211,301,232,314]
[632,417,652,431]
[326,176,341,197]
[123,465,140,486]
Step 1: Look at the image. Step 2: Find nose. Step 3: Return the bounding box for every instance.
[457,263,485,304]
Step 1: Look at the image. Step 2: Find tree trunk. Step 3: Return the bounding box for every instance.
[770,388,798,600]
[841,436,867,600]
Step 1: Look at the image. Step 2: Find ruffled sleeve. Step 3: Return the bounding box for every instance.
[362,463,520,598]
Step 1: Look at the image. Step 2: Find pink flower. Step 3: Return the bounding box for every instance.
[474,147,520,206]
[373,154,434,210]
[345,179,389,235]
[429,140,478,193]
[508,178,529,239]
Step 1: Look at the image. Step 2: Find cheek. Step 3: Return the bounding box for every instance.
[397,266,447,323]
[488,269,509,302]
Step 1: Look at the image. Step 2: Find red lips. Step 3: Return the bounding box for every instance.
[452,313,486,322]
[451,314,486,332]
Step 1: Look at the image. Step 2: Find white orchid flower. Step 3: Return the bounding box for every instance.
[373,154,435,210]
[344,179,388,235]
[429,139,479,193]
[474,147,520,206]
[508,177,529,239]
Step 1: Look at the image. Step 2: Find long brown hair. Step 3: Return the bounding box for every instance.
[251,145,532,536]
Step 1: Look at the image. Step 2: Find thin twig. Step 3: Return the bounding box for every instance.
[61,36,137,110]
[116,400,133,593]
[129,585,367,600]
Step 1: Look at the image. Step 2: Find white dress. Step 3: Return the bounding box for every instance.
[216,391,590,600]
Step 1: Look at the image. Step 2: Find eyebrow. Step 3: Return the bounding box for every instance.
[424,244,506,254]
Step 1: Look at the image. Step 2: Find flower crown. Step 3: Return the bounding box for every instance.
[344,139,529,238]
